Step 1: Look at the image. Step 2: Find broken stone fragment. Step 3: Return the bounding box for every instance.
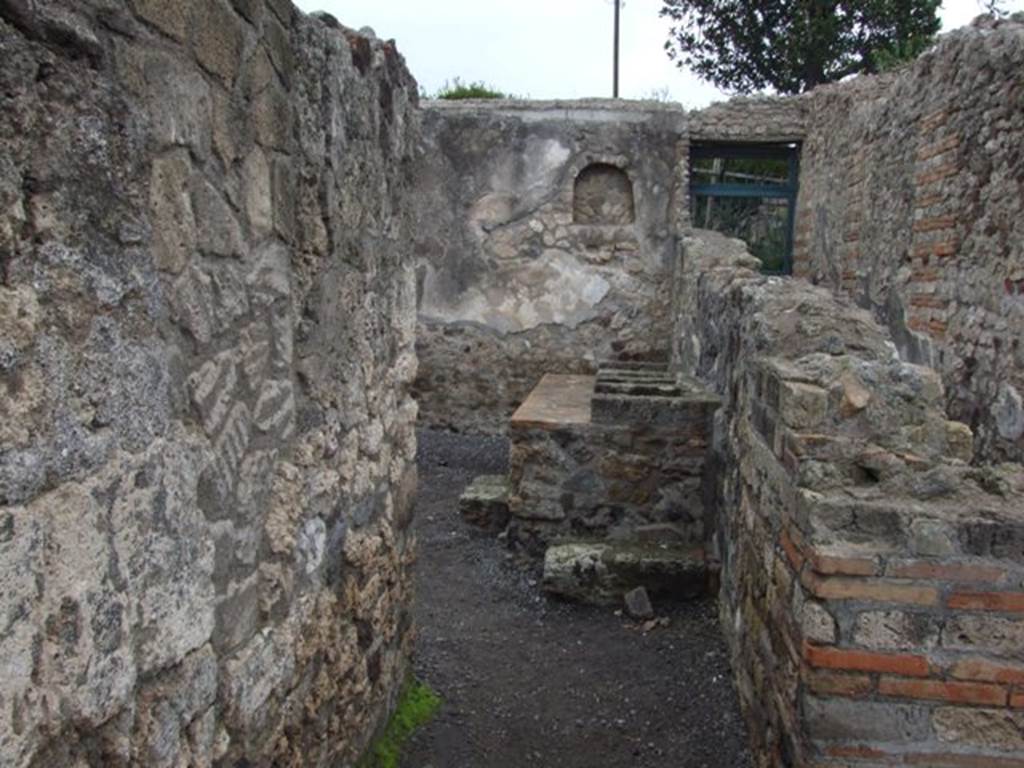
[624,586,654,621]
[458,475,510,534]
[838,370,871,418]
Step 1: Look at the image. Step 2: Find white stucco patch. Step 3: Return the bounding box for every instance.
[420,250,610,334]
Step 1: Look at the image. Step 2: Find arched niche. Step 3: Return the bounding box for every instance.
[572,163,635,225]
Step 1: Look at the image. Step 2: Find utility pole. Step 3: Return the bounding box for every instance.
[612,0,621,97]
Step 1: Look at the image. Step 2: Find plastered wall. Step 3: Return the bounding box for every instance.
[413,99,688,433]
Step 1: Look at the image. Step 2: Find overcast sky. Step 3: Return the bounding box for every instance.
[292,0,1024,108]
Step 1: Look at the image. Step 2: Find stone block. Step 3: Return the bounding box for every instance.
[853,610,939,652]
[945,420,974,462]
[264,0,294,24]
[133,0,193,41]
[542,541,706,605]
[943,614,1024,656]
[624,586,654,620]
[191,0,244,84]
[214,577,261,653]
[627,523,692,546]
[191,175,244,258]
[459,474,510,534]
[932,707,1024,751]
[271,154,296,241]
[134,645,218,763]
[242,147,273,238]
[837,370,871,419]
[802,695,932,743]
[799,600,836,644]
[149,150,197,274]
[959,521,1024,563]
[909,518,956,557]
[222,627,297,731]
[778,380,828,429]
[253,83,291,151]
[124,47,213,156]
[262,14,294,86]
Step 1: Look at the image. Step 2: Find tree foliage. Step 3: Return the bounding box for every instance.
[661,0,941,94]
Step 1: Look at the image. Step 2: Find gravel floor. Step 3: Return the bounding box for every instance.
[400,429,753,768]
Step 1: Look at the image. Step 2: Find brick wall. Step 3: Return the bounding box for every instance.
[793,16,1024,463]
[673,229,1024,767]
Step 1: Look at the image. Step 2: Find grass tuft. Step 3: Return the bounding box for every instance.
[356,678,442,768]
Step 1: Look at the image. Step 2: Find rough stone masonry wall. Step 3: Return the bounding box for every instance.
[793,15,1024,464]
[413,100,688,433]
[674,230,1024,767]
[0,3,419,767]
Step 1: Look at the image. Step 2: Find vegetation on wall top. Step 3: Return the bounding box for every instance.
[432,77,509,99]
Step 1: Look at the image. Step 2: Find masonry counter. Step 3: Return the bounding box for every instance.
[507,366,721,556]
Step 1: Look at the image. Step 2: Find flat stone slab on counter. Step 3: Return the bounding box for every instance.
[510,373,593,429]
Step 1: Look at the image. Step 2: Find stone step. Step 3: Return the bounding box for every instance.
[458,474,511,533]
[597,365,673,376]
[597,373,678,383]
[541,541,708,605]
[596,360,669,372]
[590,392,720,426]
[593,380,686,397]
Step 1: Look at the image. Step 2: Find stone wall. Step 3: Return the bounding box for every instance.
[688,95,805,143]
[674,230,1024,767]
[413,99,688,433]
[793,15,1024,464]
[0,3,419,766]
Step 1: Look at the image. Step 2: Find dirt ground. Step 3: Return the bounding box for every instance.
[400,429,753,768]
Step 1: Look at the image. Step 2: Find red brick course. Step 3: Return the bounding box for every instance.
[886,561,1005,583]
[801,571,940,606]
[878,676,1008,706]
[805,669,875,698]
[803,642,930,677]
[948,591,1024,613]
[951,658,1024,685]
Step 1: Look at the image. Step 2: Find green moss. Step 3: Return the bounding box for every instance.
[357,678,442,768]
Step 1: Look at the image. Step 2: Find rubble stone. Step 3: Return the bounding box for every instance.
[624,586,655,621]
[459,474,511,533]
